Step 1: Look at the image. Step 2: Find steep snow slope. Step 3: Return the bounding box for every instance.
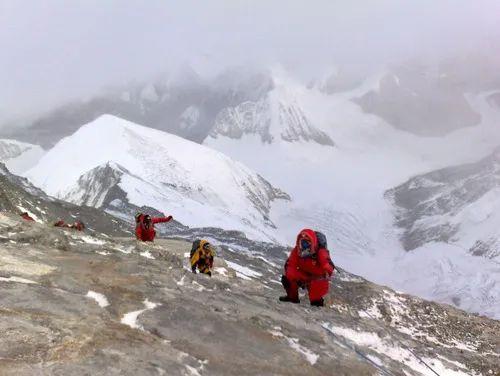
[25,115,289,241]
[205,73,500,318]
[0,139,44,174]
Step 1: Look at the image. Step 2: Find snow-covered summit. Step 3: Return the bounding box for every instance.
[25,115,289,241]
[209,80,334,146]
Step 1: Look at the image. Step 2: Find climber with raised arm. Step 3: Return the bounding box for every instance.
[135,213,172,242]
[279,229,335,307]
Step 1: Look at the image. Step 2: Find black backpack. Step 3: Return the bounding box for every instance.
[315,231,328,249]
[315,231,335,270]
[190,239,201,258]
[135,212,144,223]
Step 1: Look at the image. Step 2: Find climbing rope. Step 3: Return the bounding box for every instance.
[327,267,442,376]
[322,324,396,376]
[359,308,441,376]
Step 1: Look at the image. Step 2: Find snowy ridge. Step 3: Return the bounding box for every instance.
[25,115,290,241]
[210,81,334,146]
[0,139,44,174]
[387,148,500,255]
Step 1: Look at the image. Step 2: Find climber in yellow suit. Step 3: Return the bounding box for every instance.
[190,240,216,277]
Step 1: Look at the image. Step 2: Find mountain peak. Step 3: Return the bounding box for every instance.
[26,115,289,241]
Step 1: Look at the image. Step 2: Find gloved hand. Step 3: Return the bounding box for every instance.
[166,215,173,221]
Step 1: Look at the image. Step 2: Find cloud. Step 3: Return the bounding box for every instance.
[1,0,499,124]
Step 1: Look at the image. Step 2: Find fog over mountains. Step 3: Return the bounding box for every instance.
[1,3,500,373]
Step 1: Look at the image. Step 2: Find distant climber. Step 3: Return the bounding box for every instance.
[54,219,85,231]
[190,240,215,276]
[54,219,66,228]
[279,229,335,307]
[135,213,172,242]
[20,212,35,221]
[71,220,85,231]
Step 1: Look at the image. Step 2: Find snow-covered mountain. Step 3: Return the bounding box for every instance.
[387,148,500,257]
[0,139,44,174]
[25,115,290,241]
[205,71,500,318]
[210,90,334,146]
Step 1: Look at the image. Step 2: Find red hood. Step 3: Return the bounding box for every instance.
[296,229,319,252]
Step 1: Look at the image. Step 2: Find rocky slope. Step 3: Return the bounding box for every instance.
[0,163,129,237]
[0,212,499,376]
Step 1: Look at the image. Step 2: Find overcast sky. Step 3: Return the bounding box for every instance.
[1,0,499,124]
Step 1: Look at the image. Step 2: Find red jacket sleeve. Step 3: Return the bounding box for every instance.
[317,248,334,275]
[152,216,172,224]
[285,248,309,280]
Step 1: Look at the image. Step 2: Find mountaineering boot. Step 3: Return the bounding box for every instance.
[310,298,324,307]
[279,296,300,304]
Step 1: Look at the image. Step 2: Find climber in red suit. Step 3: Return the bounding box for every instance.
[279,229,335,307]
[135,213,172,242]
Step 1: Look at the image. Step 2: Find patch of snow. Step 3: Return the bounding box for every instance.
[140,250,155,259]
[0,276,37,284]
[358,301,383,320]
[336,273,364,283]
[86,290,110,308]
[121,299,160,330]
[226,260,262,280]
[269,329,319,365]
[79,236,106,245]
[113,246,132,254]
[184,365,201,376]
[322,323,477,376]
[254,255,279,268]
[191,280,206,292]
[176,275,186,286]
[214,267,228,277]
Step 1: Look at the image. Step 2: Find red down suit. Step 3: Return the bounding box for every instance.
[283,229,335,302]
